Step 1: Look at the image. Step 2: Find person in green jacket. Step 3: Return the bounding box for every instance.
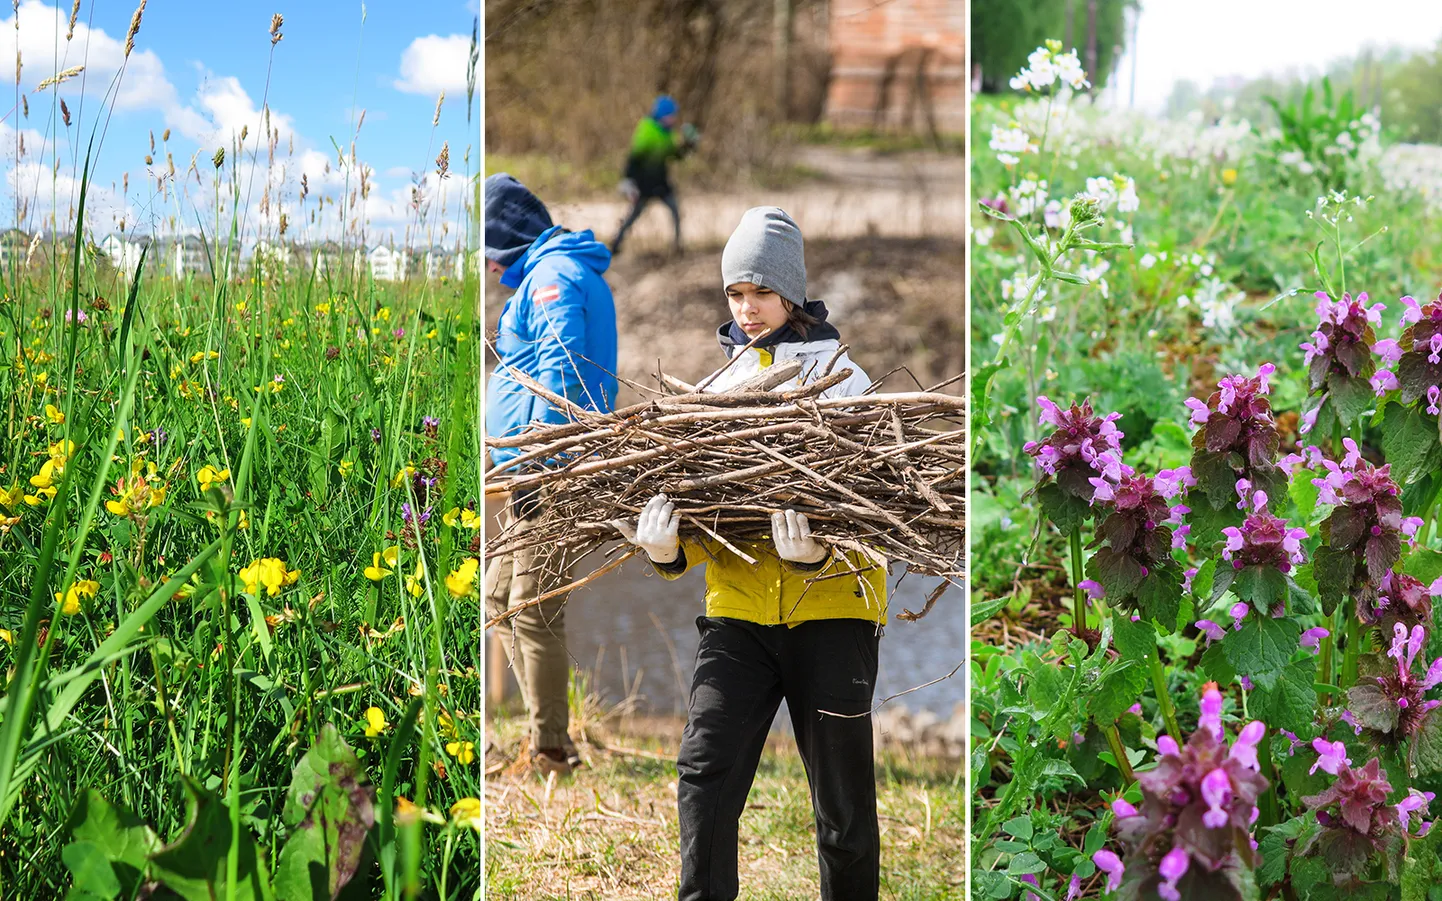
[614,208,884,901]
[612,94,696,256]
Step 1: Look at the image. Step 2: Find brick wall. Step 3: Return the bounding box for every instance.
[825,0,965,133]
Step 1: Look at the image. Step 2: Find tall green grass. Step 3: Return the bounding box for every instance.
[0,9,480,900]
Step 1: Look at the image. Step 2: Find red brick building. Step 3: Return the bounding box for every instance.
[824,0,965,134]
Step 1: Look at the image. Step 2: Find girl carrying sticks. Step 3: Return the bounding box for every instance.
[615,207,885,901]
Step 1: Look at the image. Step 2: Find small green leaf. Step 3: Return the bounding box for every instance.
[1249,659,1318,735]
[63,790,160,897]
[1001,816,1033,841]
[62,841,122,899]
[1232,565,1289,615]
[148,777,271,901]
[274,724,377,901]
[1223,616,1301,690]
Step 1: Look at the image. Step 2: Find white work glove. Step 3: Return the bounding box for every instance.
[771,509,829,565]
[613,493,681,564]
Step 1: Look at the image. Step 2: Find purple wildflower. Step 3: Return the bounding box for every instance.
[1298,757,1406,881]
[1023,396,1125,504]
[1096,684,1267,897]
[1300,627,1330,652]
[1391,291,1442,408]
[1218,490,1308,575]
[1187,363,1284,511]
[1344,622,1442,745]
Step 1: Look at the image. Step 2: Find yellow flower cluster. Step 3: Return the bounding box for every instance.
[364,546,400,581]
[26,440,76,506]
[239,558,301,596]
[445,558,479,598]
[196,465,230,492]
[55,579,99,616]
[105,458,168,517]
[442,507,482,530]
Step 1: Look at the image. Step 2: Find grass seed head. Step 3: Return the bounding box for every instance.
[269,12,283,44]
[124,0,147,57]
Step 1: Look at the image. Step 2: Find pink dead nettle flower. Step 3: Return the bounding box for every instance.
[1401,295,1424,325]
[1189,363,1285,503]
[1078,579,1106,601]
[1157,845,1190,901]
[1312,438,1414,609]
[1373,338,1404,366]
[1396,788,1435,835]
[1310,738,1351,776]
[1220,489,1308,574]
[1196,619,1226,644]
[1096,684,1267,897]
[1024,397,1125,501]
[1303,292,1384,423]
[1300,627,1330,653]
[1182,567,1198,594]
[1371,368,1400,396]
[1345,623,1442,745]
[1066,873,1082,901]
[1279,445,1325,476]
[1299,757,1419,880]
[1391,291,1442,408]
[1429,385,1441,417]
[1360,571,1441,631]
[1092,849,1125,893]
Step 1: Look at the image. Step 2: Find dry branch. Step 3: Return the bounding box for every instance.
[485,371,967,603]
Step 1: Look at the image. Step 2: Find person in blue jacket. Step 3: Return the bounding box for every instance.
[483,173,618,774]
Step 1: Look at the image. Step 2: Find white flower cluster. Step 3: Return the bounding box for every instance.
[1381,143,1442,214]
[1009,41,1089,93]
[1082,174,1141,214]
[1008,177,1050,217]
[990,123,1038,166]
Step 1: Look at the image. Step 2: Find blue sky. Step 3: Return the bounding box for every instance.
[3,0,478,246]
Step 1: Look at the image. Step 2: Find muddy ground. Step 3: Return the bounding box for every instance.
[486,234,966,401]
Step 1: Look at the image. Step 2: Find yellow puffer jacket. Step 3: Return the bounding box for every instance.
[656,536,887,626]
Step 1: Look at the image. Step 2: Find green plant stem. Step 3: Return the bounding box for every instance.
[1318,615,1336,710]
[1258,731,1281,828]
[1069,526,1087,631]
[1104,725,1135,785]
[1149,650,1182,743]
[1342,603,1361,689]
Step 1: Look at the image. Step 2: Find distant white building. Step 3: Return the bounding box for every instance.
[101,234,141,274]
[423,245,466,280]
[252,239,293,277]
[171,235,208,276]
[368,245,408,282]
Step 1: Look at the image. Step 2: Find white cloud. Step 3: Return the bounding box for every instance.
[165,74,296,151]
[3,0,179,114]
[394,34,471,95]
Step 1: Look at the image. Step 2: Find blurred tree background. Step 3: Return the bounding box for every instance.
[971,0,1134,93]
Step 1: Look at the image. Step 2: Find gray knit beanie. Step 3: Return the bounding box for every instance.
[721,207,806,305]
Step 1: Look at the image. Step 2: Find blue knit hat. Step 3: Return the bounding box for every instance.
[485,173,553,268]
[651,94,678,122]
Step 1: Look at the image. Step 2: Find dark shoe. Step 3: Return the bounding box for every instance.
[533,746,583,775]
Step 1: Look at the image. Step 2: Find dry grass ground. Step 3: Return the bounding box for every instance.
[483,707,964,900]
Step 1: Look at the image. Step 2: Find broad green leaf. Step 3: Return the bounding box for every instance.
[1249,660,1318,735]
[1382,402,1442,488]
[1222,616,1301,690]
[64,790,159,897]
[62,841,122,900]
[1232,565,1288,616]
[148,776,272,901]
[274,724,376,901]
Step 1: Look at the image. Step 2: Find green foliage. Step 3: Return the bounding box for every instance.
[971,0,1131,93]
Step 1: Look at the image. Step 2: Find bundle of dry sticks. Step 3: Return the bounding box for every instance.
[484,353,966,616]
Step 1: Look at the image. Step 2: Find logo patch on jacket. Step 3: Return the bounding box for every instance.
[532,284,561,305]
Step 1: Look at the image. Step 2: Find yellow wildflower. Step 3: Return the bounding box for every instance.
[405,560,425,598]
[376,306,391,322]
[25,486,56,506]
[444,558,479,598]
[241,417,253,428]
[29,458,61,489]
[315,302,331,315]
[1222,168,1238,186]
[48,440,76,463]
[449,798,480,832]
[0,629,11,645]
[363,706,388,737]
[0,483,23,509]
[44,404,64,424]
[389,464,417,489]
[197,465,230,492]
[445,740,475,765]
[337,459,354,478]
[56,579,99,616]
[239,558,301,596]
[364,546,399,582]
[34,371,47,386]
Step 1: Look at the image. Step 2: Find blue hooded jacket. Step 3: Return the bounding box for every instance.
[486,226,618,467]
